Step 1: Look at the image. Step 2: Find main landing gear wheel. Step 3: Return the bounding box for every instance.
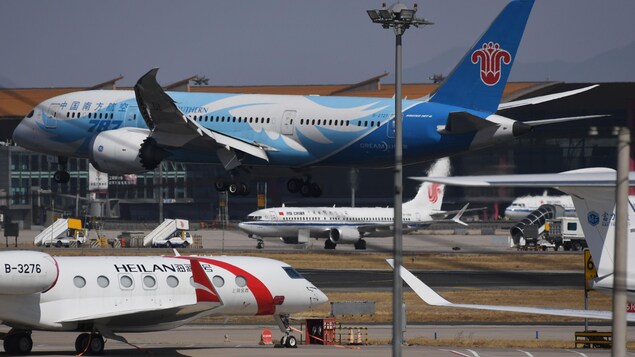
[228,182,250,196]
[324,240,337,250]
[75,332,105,355]
[287,178,303,193]
[354,239,367,250]
[287,177,322,197]
[4,331,33,355]
[256,240,264,249]
[53,170,70,184]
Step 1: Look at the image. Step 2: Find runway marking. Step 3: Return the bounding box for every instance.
[440,349,471,357]
[517,349,534,357]
[565,350,588,357]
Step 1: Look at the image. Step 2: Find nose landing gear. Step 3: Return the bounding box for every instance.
[275,314,298,348]
[53,156,70,183]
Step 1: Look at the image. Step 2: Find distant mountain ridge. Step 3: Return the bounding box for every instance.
[391,41,635,84]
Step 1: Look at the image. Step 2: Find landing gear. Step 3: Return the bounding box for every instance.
[75,332,105,355]
[53,156,70,184]
[215,180,250,196]
[3,329,32,355]
[274,314,297,348]
[324,239,337,250]
[354,239,367,250]
[287,177,322,197]
[256,239,264,249]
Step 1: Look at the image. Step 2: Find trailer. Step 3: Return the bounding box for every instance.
[35,218,87,247]
[542,217,587,251]
[143,219,193,248]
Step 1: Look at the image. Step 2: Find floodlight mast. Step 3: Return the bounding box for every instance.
[366,3,432,357]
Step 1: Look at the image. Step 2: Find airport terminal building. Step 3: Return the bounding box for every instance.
[0,77,633,228]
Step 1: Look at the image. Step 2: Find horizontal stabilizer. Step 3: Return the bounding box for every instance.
[387,259,633,321]
[438,112,497,135]
[524,114,610,127]
[498,85,599,110]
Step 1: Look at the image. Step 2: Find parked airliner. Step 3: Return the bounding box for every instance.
[404,168,635,318]
[239,158,467,249]
[505,191,575,219]
[0,252,326,355]
[12,0,602,197]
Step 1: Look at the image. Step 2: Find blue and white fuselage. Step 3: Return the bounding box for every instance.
[12,0,599,190]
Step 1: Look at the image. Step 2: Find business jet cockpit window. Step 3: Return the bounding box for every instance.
[282,266,304,279]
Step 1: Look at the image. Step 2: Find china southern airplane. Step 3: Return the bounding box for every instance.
[239,158,467,249]
[0,251,326,355]
[12,0,601,197]
[504,191,575,219]
[405,168,635,317]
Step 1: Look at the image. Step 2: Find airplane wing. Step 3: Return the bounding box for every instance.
[497,85,598,110]
[134,68,269,170]
[410,168,635,188]
[386,259,635,322]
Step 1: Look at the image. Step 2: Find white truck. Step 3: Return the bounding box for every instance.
[143,219,193,248]
[35,218,87,248]
[540,217,587,251]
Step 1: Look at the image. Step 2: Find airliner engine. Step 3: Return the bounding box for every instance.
[88,128,153,174]
[328,227,362,244]
[0,251,58,294]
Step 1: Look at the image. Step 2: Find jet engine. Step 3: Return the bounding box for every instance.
[328,227,362,244]
[0,251,58,294]
[88,128,169,174]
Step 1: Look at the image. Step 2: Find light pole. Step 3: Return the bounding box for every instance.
[367,3,432,356]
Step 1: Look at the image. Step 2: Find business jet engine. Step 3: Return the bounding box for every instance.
[328,227,362,244]
[88,128,169,174]
[0,251,58,294]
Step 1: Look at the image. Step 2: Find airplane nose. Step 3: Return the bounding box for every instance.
[12,117,36,149]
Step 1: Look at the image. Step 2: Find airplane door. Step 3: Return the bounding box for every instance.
[124,106,139,127]
[280,110,296,135]
[387,118,395,139]
[44,103,60,128]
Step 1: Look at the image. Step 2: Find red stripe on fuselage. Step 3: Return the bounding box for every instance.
[176,257,275,315]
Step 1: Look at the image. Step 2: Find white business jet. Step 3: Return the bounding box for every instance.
[0,251,327,355]
[395,168,635,320]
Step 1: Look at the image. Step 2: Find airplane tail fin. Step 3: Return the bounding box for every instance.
[560,186,634,279]
[404,158,450,211]
[428,0,534,113]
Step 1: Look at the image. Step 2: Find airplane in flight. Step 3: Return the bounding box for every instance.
[238,158,468,250]
[0,251,327,355]
[12,0,603,197]
[403,167,635,318]
[505,191,575,219]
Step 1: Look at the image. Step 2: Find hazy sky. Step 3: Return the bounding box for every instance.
[2,0,634,88]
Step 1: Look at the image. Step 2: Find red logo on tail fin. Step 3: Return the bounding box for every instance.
[428,183,443,204]
[471,42,511,86]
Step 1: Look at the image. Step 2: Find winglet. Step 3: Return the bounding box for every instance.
[189,258,221,303]
[386,259,451,306]
[451,203,469,226]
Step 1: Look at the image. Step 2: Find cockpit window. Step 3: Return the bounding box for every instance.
[282,266,304,279]
[247,215,262,221]
[26,110,34,118]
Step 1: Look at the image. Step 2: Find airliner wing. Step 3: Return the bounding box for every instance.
[497,85,598,110]
[410,168,635,188]
[387,259,634,321]
[135,68,268,167]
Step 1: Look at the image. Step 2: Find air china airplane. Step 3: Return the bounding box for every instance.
[505,191,575,219]
[404,168,635,318]
[239,158,467,250]
[12,0,602,197]
[0,251,327,355]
